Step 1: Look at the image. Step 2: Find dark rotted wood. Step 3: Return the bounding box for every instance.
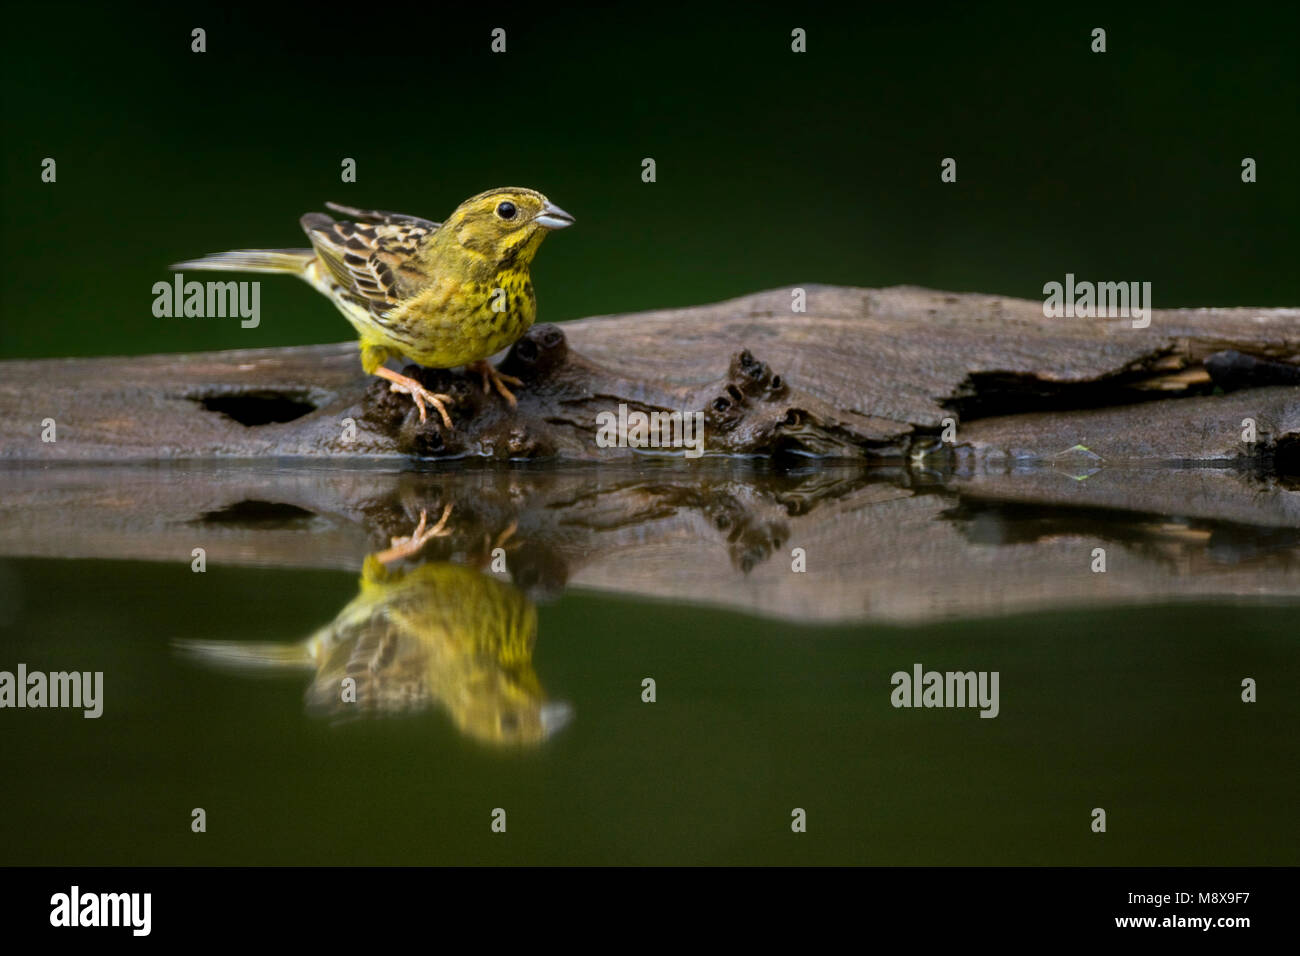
[0,285,1296,463]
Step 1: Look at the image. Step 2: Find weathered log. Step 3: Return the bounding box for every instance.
[1,462,1296,624]
[1,285,1297,463]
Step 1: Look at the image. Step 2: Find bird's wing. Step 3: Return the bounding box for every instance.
[323,201,440,230]
[306,609,432,719]
[300,206,439,313]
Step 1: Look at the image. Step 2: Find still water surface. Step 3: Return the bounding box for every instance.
[0,462,1295,865]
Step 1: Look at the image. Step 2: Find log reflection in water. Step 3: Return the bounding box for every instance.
[1,461,1297,625]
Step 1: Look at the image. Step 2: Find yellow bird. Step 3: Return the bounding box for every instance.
[176,513,572,747]
[173,188,575,428]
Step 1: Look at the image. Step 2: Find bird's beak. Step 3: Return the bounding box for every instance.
[539,701,574,738]
[535,202,575,230]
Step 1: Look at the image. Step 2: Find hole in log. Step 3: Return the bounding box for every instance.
[942,497,1300,562]
[1274,435,1300,478]
[195,392,317,426]
[195,500,318,529]
[1206,350,1300,391]
[944,371,1214,421]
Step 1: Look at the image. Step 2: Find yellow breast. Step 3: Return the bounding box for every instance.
[377,270,536,368]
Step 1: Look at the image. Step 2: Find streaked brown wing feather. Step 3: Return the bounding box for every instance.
[300,207,437,314]
[306,610,432,719]
[324,201,440,230]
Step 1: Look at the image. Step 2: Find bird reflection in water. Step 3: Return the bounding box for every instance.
[178,506,572,746]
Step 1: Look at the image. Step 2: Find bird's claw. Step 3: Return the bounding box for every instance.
[471,361,523,407]
[374,366,454,428]
[391,382,454,428]
[373,504,454,564]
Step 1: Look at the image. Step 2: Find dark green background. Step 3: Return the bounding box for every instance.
[2,2,1297,359]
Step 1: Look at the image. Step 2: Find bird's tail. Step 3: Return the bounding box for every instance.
[173,636,317,674]
[170,248,315,276]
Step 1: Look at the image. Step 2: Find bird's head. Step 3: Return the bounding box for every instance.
[453,666,574,746]
[441,187,574,271]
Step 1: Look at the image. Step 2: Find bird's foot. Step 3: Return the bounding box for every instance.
[468,360,523,407]
[374,367,454,428]
[493,520,518,551]
[373,504,454,564]
[475,519,519,570]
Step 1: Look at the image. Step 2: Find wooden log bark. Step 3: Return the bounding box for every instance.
[1,285,1297,464]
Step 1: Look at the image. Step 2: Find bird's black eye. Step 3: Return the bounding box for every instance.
[496,201,517,220]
